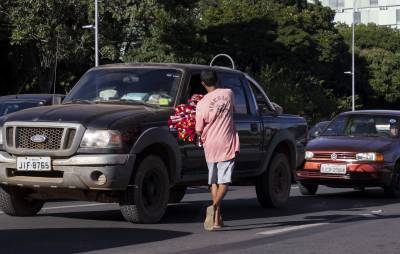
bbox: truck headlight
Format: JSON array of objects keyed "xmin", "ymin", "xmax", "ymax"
[
  {"xmin": 356, "ymin": 152, "xmax": 384, "ymax": 161},
  {"xmin": 305, "ymin": 151, "xmax": 314, "ymax": 159},
  {"xmin": 80, "ymin": 130, "xmax": 122, "ymax": 148}
]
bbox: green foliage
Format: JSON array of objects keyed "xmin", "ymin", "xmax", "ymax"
[
  {"xmin": 338, "ymin": 23, "xmax": 400, "ymax": 110},
  {"xmin": 3, "ymin": 0, "xmax": 93, "ymax": 92},
  {"xmin": 362, "ymin": 48, "xmax": 400, "ymax": 103},
  {"xmin": 2, "ymin": 0, "xmax": 398, "ymax": 123}
]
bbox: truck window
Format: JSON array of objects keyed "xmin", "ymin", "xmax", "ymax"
[
  {"xmin": 248, "ymin": 80, "xmax": 274, "ymax": 115},
  {"xmin": 188, "ymin": 73, "xmax": 207, "ymax": 98},
  {"xmin": 219, "ymin": 74, "xmax": 249, "ymax": 115}
]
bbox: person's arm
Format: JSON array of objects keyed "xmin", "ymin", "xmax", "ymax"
[
  {"xmin": 229, "ymin": 89, "xmax": 236, "ymax": 113},
  {"xmin": 195, "ymin": 105, "xmax": 204, "ymax": 136}
]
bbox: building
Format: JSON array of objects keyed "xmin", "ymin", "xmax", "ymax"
[{"xmin": 317, "ymin": 0, "xmax": 400, "ymax": 27}]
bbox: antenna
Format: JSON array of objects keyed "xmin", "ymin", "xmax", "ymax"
[
  {"xmin": 209, "ymin": 54, "xmax": 236, "ymax": 70},
  {"xmin": 52, "ymin": 31, "xmax": 59, "ymax": 104}
]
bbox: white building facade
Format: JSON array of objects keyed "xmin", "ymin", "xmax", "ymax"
[{"xmin": 317, "ymin": 0, "xmax": 400, "ymax": 27}]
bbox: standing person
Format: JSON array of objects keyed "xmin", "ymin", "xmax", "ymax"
[{"xmin": 195, "ymin": 69, "xmax": 240, "ymax": 231}]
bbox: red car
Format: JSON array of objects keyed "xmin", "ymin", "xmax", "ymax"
[{"xmin": 297, "ymin": 110, "xmax": 400, "ymax": 197}]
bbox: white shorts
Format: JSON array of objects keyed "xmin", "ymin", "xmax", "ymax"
[{"xmin": 207, "ymin": 159, "xmax": 235, "ymax": 185}]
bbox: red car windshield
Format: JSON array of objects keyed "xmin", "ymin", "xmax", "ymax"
[{"xmin": 322, "ymin": 115, "xmax": 400, "ymax": 138}]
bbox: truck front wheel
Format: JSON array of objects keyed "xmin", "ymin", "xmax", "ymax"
[
  {"xmin": 169, "ymin": 186, "xmax": 187, "ymax": 203},
  {"xmin": 0, "ymin": 186, "xmax": 44, "ymax": 216},
  {"xmin": 298, "ymin": 182, "xmax": 318, "ymax": 195},
  {"xmin": 255, "ymin": 153, "xmax": 291, "ymax": 208},
  {"xmin": 119, "ymin": 155, "xmax": 170, "ymax": 223}
]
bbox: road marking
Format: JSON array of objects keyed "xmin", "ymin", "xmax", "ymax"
[
  {"xmin": 291, "ymin": 186, "xmax": 299, "ymax": 189},
  {"xmin": 257, "ymin": 222, "xmax": 327, "ymax": 235},
  {"xmin": 257, "ymin": 214, "xmax": 374, "ymax": 236},
  {"xmin": 42, "ymin": 203, "xmax": 113, "ymax": 211},
  {"xmin": 0, "ymin": 203, "xmax": 112, "ymax": 216}
]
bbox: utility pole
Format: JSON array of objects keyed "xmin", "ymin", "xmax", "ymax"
[
  {"xmin": 82, "ymin": 0, "xmax": 99, "ymax": 66},
  {"xmin": 94, "ymin": 0, "xmax": 99, "ymax": 67},
  {"xmin": 351, "ymin": 0, "xmax": 356, "ymax": 111}
]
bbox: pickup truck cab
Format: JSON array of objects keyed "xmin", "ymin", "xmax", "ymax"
[{"xmin": 0, "ymin": 63, "xmax": 307, "ymax": 223}]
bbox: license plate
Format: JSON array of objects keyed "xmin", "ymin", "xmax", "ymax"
[
  {"xmin": 16, "ymin": 157, "xmax": 51, "ymax": 171},
  {"xmin": 320, "ymin": 164, "xmax": 346, "ymax": 174}
]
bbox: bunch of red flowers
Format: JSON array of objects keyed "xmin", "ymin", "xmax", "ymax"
[{"xmin": 168, "ymin": 94, "xmax": 204, "ymax": 142}]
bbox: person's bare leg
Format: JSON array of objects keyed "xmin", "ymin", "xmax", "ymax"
[
  {"xmin": 213, "ymin": 184, "xmax": 228, "ymax": 227},
  {"xmin": 214, "ymin": 205, "xmax": 222, "ymax": 226},
  {"xmin": 211, "ymin": 184, "xmax": 218, "ymax": 204},
  {"xmin": 210, "ymin": 184, "xmax": 219, "ymax": 225},
  {"xmin": 214, "ymin": 184, "xmax": 228, "ymax": 207}
]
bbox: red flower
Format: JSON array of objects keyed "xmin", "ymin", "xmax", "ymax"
[{"xmin": 168, "ymin": 94, "xmax": 204, "ymax": 143}]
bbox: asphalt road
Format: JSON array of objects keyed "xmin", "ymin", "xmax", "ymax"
[{"xmin": 0, "ymin": 185, "xmax": 399, "ymax": 254}]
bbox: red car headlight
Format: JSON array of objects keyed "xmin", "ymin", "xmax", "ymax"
[{"xmin": 355, "ymin": 152, "xmax": 384, "ymax": 162}]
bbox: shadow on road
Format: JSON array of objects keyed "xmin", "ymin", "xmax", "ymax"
[
  {"xmin": 0, "ymin": 228, "xmax": 190, "ymax": 254},
  {"xmin": 41, "ymin": 188, "xmax": 400, "ymax": 228}
]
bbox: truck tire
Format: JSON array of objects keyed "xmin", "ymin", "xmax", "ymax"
[
  {"xmin": 384, "ymin": 166, "xmax": 400, "ymax": 198},
  {"xmin": 298, "ymin": 182, "xmax": 318, "ymax": 195},
  {"xmin": 0, "ymin": 186, "xmax": 44, "ymax": 216},
  {"xmin": 119, "ymin": 155, "xmax": 170, "ymax": 223},
  {"xmin": 169, "ymin": 186, "xmax": 187, "ymax": 203},
  {"xmin": 255, "ymin": 153, "xmax": 291, "ymax": 208}
]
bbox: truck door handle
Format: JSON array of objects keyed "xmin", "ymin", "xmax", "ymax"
[{"xmin": 250, "ymin": 123, "xmax": 258, "ymax": 133}]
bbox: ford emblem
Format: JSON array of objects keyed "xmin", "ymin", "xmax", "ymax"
[
  {"xmin": 331, "ymin": 153, "xmax": 338, "ymax": 160},
  {"xmin": 31, "ymin": 134, "xmax": 48, "ymax": 143}
]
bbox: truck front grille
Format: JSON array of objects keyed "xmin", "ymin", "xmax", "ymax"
[
  {"xmin": 3, "ymin": 122, "xmax": 85, "ymax": 157},
  {"xmin": 16, "ymin": 127, "xmax": 64, "ymax": 150}
]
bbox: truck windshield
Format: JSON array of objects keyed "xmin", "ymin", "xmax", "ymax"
[
  {"xmin": 64, "ymin": 68, "xmax": 182, "ymax": 107},
  {"xmin": 321, "ymin": 114, "xmax": 400, "ymax": 138}
]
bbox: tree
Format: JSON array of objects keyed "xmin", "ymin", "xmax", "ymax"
[
  {"xmin": 0, "ymin": 0, "xmax": 365, "ymax": 124},
  {"xmin": 363, "ymin": 48, "xmax": 400, "ymax": 105},
  {"xmin": 197, "ymin": 0, "xmax": 350, "ymax": 122},
  {"xmin": 338, "ymin": 23, "xmax": 400, "ymax": 110}
]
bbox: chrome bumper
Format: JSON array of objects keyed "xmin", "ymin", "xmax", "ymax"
[
  {"xmin": 0, "ymin": 151, "xmax": 129, "ymax": 166},
  {"xmin": 0, "ymin": 151, "xmax": 135, "ymax": 190}
]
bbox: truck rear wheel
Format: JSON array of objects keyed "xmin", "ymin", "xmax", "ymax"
[
  {"xmin": 298, "ymin": 182, "xmax": 318, "ymax": 195},
  {"xmin": 384, "ymin": 166, "xmax": 400, "ymax": 198},
  {"xmin": 0, "ymin": 186, "xmax": 44, "ymax": 216},
  {"xmin": 169, "ymin": 186, "xmax": 187, "ymax": 203},
  {"xmin": 255, "ymin": 153, "xmax": 291, "ymax": 208},
  {"xmin": 119, "ymin": 155, "xmax": 170, "ymax": 223}
]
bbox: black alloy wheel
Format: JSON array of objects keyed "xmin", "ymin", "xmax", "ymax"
[
  {"xmin": 256, "ymin": 153, "xmax": 292, "ymax": 208},
  {"xmin": 119, "ymin": 155, "xmax": 170, "ymax": 223},
  {"xmin": 169, "ymin": 186, "xmax": 187, "ymax": 203},
  {"xmin": 298, "ymin": 182, "xmax": 318, "ymax": 195},
  {"xmin": 0, "ymin": 186, "xmax": 44, "ymax": 216},
  {"xmin": 384, "ymin": 166, "xmax": 400, "ymax": 198}
]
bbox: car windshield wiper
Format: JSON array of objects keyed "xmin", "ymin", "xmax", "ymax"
[
  {"xmin": 63, "ymin": 99, "xmax": 95, "ymax": 104},
  {"xmin": 348, "ymin": 134, "xmax": 380, "ymax": 138},
  {"xmin": 99, "ymin": 99, "xmax": 160, "ymax": 108},
  {"xmin": 360, "ymin": 134, "xmax": 380, "ymax": 137}
]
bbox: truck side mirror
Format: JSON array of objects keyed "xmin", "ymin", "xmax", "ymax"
[
  {"xmin": 271, "ymin": 102, "xmax": 283, "ymax": 115},
  {"xmin": 310, "ymin": 130, "xmax": 320, "ymax": 139}
]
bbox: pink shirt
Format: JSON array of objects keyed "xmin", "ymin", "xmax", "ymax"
[{"xmin": 195, "ymin": 88, "xmax": 240, "ymax": 163}]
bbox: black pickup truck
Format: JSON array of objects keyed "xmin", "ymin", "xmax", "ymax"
[{"xmin": 0, "ymin": 63, "xmax": 307, "ymax": 223}]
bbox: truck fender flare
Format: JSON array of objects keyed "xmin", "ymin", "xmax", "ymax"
[
  {"xmin": 259, "ymin": 129, "xmax": 297, "ymax": 175},
  {"xmin": 130, "ymin": 127, "xmax": 182, "ymax": 184}
]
